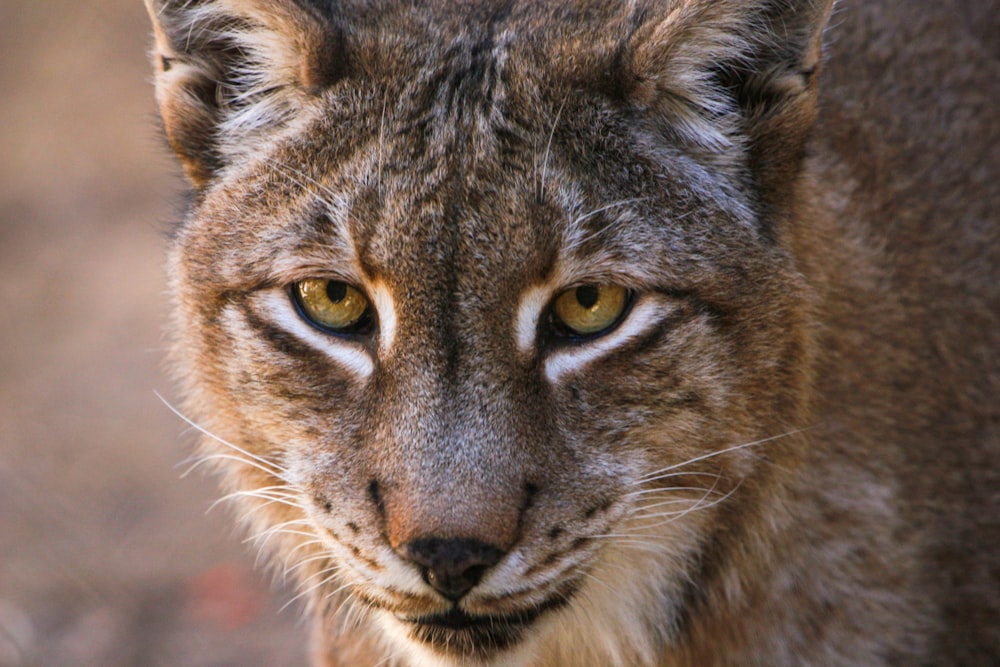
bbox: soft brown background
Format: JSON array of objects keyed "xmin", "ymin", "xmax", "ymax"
[{"xmin": 0, "ymin": 2, "xmax": 308, "ymax": 665}]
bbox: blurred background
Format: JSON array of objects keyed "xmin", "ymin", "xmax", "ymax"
[{"xmin": 0, "ymin": 2, "xmax": 308, "ymax": 665}]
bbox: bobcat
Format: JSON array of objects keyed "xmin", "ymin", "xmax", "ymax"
[{"xmin": 145, "ymin": 0, "xmax": 999, "ymax": 665}]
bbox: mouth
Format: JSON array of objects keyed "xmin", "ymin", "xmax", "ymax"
[{"xmin": 400, "ymin": 599, "xmax": 566, "ymax": 655}]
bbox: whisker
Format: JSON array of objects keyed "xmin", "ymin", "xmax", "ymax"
[
  {"xmin": 234, "ymin": 497, "xmax": 306, "ymax": 523},
  {"xmin": 247, "ymin": 525, "xmax": 317, "ymax": 566},
  {"xmin": 210, "ymin": 486, "xmax": 304, "ymax": 512},
  {"xmin": 179, "ymin": 453, "xmax": 288, "ymax": 481},
  {"xmin": 278, "ymin": 538, "xmax": 327, "ymax": 576},
  {"xmin": 594, "ymin": 475, "xmax": 738, "ymax": 546},
  {"xmin": 373, "ymin": 642, "xmax": 411, "ymax": 667},
  {"xmin": 634, "ymin": 428, "xmax": 810, "ymax": 484},
  {"xmin": 246, "ymin": 521, "xmax": 315, "ymax": 547},
  {"xmin": 575, "ymin": 567, "xmax": 617, "ymax": 596},
  {"xmin": 328, "ymin": 584, "xmax": 373, "ymax": 640},
  {"xmin": 283, "ymin": 536, "xmax": 327, "ymax": 561},
  {"xmin": 632, "ymin": 481, "xmax": 743, "ymax": 532},
  {"xmin": 157, "ymin": 391, "xmax": 290, "ymax": 478},
  {"xmin": 283, "ymin": 551, "xmax": 334, "ymax": 578},
  {"xmin": 623, "ymin": 471, "xmax": 722, "ymax": 494},
  {"xmin": 282, "ymin": 567, "xmax": 343, "ymax": 612},
  {"xmin": 247, "ymin": 521, "xmax": 314, "ymax": 542},
  {"xmin": 633, "ymin": 496, "xmax": 719, "ymax": 513},
  {"xmin": 321, "ymin": 579, "xmax": 357, "ymax": 604},
  {"xmin": 623, "ymin": 484, "xmax": 723, "ymax": 500},
  {"xmin": 597, "ymin": 537, "xmax": 676, "ymax": 554}
]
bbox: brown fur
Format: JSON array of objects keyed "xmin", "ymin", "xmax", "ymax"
[{"xmin": 146, "ymin": 1, "xmax": 999, "ymax": 665}]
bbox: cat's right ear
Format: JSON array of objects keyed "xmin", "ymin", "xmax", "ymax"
[
  {"xmin": 624, "ymin": 0, "xmax": 835, "ymax": 207},
  {"xmin": 145, "ymin": 0, "xmax": 347, "ymax": 189}
]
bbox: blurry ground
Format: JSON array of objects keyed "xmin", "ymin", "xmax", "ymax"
[{"xmin": 0, "ymin": 2, "xmax": 308, "ymax": 665}]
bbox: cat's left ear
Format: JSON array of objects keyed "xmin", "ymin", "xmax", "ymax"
[
  {"xmin": 626, "ymin": 0, "xmax": 836, "ymax": 199},
  {"xmin": 145, "ymin": 0, "xmax": 346, "ymax": 188}
]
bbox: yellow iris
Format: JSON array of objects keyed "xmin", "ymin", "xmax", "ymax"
[
  {"xmin": 294, "ymin": 279, "xmax": 370, "ymax": 332},
  {"xmin": 552, "ymin": 284, "xmax": 628, "ymax": 336}
]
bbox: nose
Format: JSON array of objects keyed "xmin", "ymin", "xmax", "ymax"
[{"xmin": 400, "ymin": 537, "xmax": 505, "ymax": 601}]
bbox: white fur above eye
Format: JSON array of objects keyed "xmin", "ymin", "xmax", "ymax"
[
  {"xmin": 515, "ymin": 284, "xmax": 554, "ymax": 356},
  {"xmin": 256, "ymin": 289, "xmax": 374, "ymax": 378},
  {"xmin": 369, "ymin": 281, "xmax": 397, "ymax": 357}
]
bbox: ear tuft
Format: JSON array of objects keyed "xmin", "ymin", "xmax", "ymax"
[
  {"xmin": 626, "ymin": 3, "xmax": 752, "ymax": 152},
  {"xmin": 145, "ymin": 0, "xmax": 345, "ymax": 188}
]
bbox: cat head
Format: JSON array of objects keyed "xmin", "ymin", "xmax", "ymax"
[{"xmin": 148, "ymin": 1, "xmax": 832, "ymax": 664}]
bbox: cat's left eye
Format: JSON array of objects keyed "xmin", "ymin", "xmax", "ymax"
[{"xmin": 291, "ymin": 278, "xmax": 372, "ymax": 334}]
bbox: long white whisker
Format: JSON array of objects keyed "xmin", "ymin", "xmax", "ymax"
[
  {"xmin": 634, "ymin": 428, "xmax": 809, "ymax": 484},
  {"xmin": 282, "ymin": 568, "xmax": 343, "ymax": 612},
  {"xmin": 210, "ymin": 486, "xmax": 303, "ymax": 511},
  {"xmin": 624, "ymin": 484, "xmax": 723, "ymax": 500},
  {"xmin": 247, "ymin": 521, "xmax": 314, "ymax": 542},
  {"xmin": 321, "ymin": 579, "xmax": 356, "ymax": 604},
  {"xmin": 284, "ymin": 551, "xmax": 335, "ymax": 578},
  {"xmin": 233, "ymin": 496, "xmax": 306, "ymax": 522},
  {"xmin": 596, "ymin": 537, "xmax": 677, "ymax": 554},
  {"xmin": 330, "ymin": 588, "xmax": 364, "ymax": 633},
  {"xmin": 634, "ymin": 496, "xmax": 719, "ymax": 512},
  {"xmin": 623, "ymin": 471, "xmax": 722, "ymax": 494},
  {"xmin": 284, "ymin": 536, "xmax": 326, "ymax": 561},
  {"xmin": 632, "ymin": 481, "xmax": 743, "ymax": 532},
  {"xmin": 279, "ymin": 539, "xmax": 328, "ymax": 578},
  {"xmin": 246, "ymin": 521, "xmax": 315, "ymax": 547},
  {"xmin": 248, "ymin": 526, "xmax": 317, "ymax": 566},
  {"xmin": 179, "ymin": 453, "xmax": 287, "ymax": 481},
  {"xmin": 157, "ymin": 391, "xmax": 289, "ymax": 478}
]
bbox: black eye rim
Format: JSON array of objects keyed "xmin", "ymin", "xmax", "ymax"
[
  {"xmin": 288, "ymin": 279, "xmax": 376, "ymax": 337},
  {"xmin": 544, "ymin": 285, "xmax": 635, "ymax": 344}
]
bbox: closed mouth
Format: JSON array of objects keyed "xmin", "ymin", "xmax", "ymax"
[{"xmin": 401, "ymin": 599, "xmax": 566, "ymax": 655}]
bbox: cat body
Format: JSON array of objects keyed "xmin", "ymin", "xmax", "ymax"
[{"xmin": 145, "ymin": 0, "xmax": 999, "ymax": 664}]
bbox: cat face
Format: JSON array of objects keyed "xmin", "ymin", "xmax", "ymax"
[{"xmin": 151, "ymin": 1, "xmax": 828, "ymax": 663}]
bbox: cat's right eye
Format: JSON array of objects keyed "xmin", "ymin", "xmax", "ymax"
[
  {"xmin": 549, "ymin": 284, "xmax": 631, "ymax": 340},
  {"xmin": 291, "ymin": 278, "xmax": 373, "ymax": 335}
]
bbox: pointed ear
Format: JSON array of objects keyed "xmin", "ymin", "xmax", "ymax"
[
  {"xmin": 144, "ymin": 0, "xmax": 346, "ymax": 188},
  {"xmin": 626, "ymin": 0, "xmax": 835, "ymax": 196}
]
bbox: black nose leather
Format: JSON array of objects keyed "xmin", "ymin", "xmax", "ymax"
[{"xmin": 400, "ymin": 538, "xmax": 505, "ymax": 601}]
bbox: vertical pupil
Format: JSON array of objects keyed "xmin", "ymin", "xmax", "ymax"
[
  {"xmin": 326, "ymin": 281, "xmax": 348, "ymax": 303},
  {"xmin": 575, "ymin": 285, "xmax": 599, "ymax": 309}
]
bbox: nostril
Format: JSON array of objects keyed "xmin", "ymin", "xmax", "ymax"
[{"xmin": 400, "ymin": 538, "xmax": 505, "ymax": 601}]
